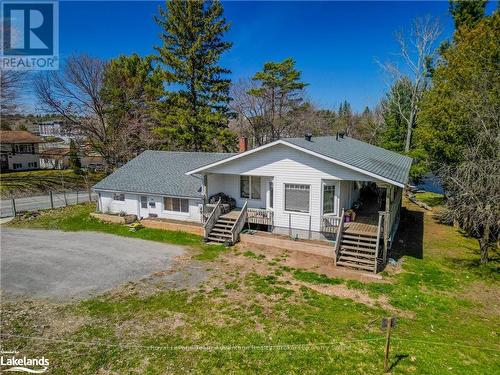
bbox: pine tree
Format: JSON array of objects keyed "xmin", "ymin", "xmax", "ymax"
[
  {"xmin": 449, "ymin": 0, "xmax": 487, "ymax": 31},
  {"xmin": 68, "ymin": 139, "xmax": 81, "ymax": 173},
  {"xmin": 154, "ymin": 0, "xmax": 234, "ymax": 151}
]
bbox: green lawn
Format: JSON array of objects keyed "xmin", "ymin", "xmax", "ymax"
[
  {"xmin": 2, "ymin": 201, "xmax": 499, "ymax": 374},
  {"xmin": 414, "ymin": 191, "xmax": 445, "ymax": 207}
]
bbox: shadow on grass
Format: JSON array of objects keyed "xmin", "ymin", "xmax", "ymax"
[
  {"xmin": 445, "ymin": 256, "xmax": 500, "ymax": 281},
  {"xmin": 390, "ymin": 207, "xmax": 424, "ymax": 261},
  {"xmin": 390, "ymin": 354, "xmax": 409, "ymax": 371}
]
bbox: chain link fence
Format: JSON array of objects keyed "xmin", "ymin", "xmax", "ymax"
[{"xmin": 0, "ymin": 190, "xmax": 98, "ymax": 218}]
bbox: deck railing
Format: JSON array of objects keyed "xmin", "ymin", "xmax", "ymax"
[
  {"xmin": 247, "ymin": 208, "xmax": 273, "ymax": 226},
  {"xmin": 231, "ymin": 200, "xmax": 248, "ymax": 243},
  {"xmin": 320, "ymin": 214, "xmax": 342, "ymax": 234},
  {"xmin": 333, "ymin": 209, "xmax": 345, "ymax": 265},
  {"xmin": 203, "ymin": 199, "xmax": 222, "ymax": 239},
  {"xmin": 374, "ymin": 211, "xmax": 385, "ymax": 273}
]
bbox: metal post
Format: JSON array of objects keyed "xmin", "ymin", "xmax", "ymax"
[
  {"xmin": 49, "ymin": 191, "xmax": 54, "ymax": 209},
  {"xmin": 63, "ymin": 191, "xmax": 68, "ymax": 206},
  {"xmin": 308, "ymin": 215, "xmax": 312, "ymax": 240},
  {"xmin": 76, "ymin": 190, "xmax": 79, "ymax": 204},
  {"xmin": 88, "ymin": 188, "xmax": 92, "ymax": 202},
  {"xmin": 288, "ymin": 213, "xmax": 292, "ymax": 236},
  {"xmin": 11, "ymin": 198, "xmax": 16, "ymax": 216}
]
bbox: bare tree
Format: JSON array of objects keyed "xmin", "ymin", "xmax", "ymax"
[
  {"xmin": 439, "ymin": 130, "xmax": 499, "ymax": 263},
  {"xmin": 380, "ymin": 16, "xmax": 442, "ymax": 152},
  {"xmin": 35, "ymin": 55, "xmax": 143, "ymax": 171},
  {"xmin": 1, "ymin": 70, "xmax": 25, "ymax": 119}
]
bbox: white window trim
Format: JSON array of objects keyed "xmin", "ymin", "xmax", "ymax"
[
  {"xmin": 321, "ymin": 180, "xmax": 339, "ymax": 217},
  {"xmin": 163, "ymin": 196, "xmax": 190, "ymax": 215},
  {"xmin": 240, "ymin": 175, "xmax": 262, "ymax": 201},
  {"xmin": 283, "ymin": 183, "xmax": 312, "ymax": 216},
  {"xmin": 112, "ymin": 193, "xmax": 125, "ymax": 202}
]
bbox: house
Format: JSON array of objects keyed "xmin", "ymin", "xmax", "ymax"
[
  {"xmin": 37, "ymin": 120, "xmax": 80, "ymax": 143},
  {"xmin": 39, "ymin": 147, "xmax": 71, "ymax": 169},
  {"xmin": 0, "ymin": 131, "xmax": 44, "ymax": 171},
  {"xmin": 93, "ymin": 135, "xmax": 412, "ymax": 272}
]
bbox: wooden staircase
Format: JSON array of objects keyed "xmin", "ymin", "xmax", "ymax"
[
  {"xmin": 336, "ymin": 229, "xmax": 379, "ymax": 272},
  {"xmin": 205, "ymin": 215, "xmax": 236, "ymax": 243},
  {"xmin": 334, "ymin": 211, "xmax": 382, "ymax": 273}
]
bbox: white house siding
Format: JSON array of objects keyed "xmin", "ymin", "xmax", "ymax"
[
  {"xmin": 97, "ymin": 191, "xmax": 201, "ymax": 222},
  {"xmin": 202, "ymin": 144, "xmax": 380, "ymax": 233}
]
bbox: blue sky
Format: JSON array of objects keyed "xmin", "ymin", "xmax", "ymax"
[{"xmin": 26, "ymin": 1, "xmax": 495, "ymax": 112}]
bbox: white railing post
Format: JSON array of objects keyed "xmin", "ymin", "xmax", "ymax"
[
  {"xmin": 333, "ymin": 208, "xmax": 345, "ymax": 266},
  {"xmin": 203, "ymin": 198, "xmax": 222, "ymax": 239},
  {"xmin": 374, "ymin": 211, "xmax": 384, "ymax": 273},
  {"xmin": 231, "ymin": 200, "xmax": 248, "ymax": 244}
]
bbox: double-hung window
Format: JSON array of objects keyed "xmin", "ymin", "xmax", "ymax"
[
  {"xmin": 164, "ymin": 197, "xmax": 189, "ymax": 213},
  {"xmin": 284, "ymin": 184, "xmax": 310, "ymax": 213},
  {"xmin": 323, "ymin": 184, "xmax": 335, "ymax": 214},
  {"xmin": 240, "ymin": 176, "xmax": 261, "ymax": 199}
]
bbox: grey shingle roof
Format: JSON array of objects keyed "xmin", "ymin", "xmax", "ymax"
[
  {"xmin": 93, "ymin": 150, "xmax": 234, "ymax": 198},
  {"xmin": 283, "ymin": 136, "xmax": 412, "ymax": 185}
]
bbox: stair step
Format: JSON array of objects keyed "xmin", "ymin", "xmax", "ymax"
[
  {"xmin": 207, "ymin": 236, "xmax": 230, "ymax": 243},
  {"xmin": 218, "ymin": 218, "xmax": 236, "ymax": 223},
  {"xmin": 342, "ymin": 234, "xmax": 377, "ymax": 242},
  {"xmin": 339, "ymin": 255, "xmax": 375, "ymax": 266},
  {"xmin": 343, "ymin": 229, "xmax": 378, "ymax": 237},
  {"xmin": 209, "ymin": 231, "xmax": 232, "ymax": 238},
  {"xmin": 340, "ymin": 250, "xmax": 376, "ymax": 259},
  {"xmin": 341, "ymin": 239, "xmax": 377, "ymax": 248},
  {"xmin": 211, "ymin": 228, "xmax": 231, "ymax": 234},
  {"xmin": 340, "ymin": 244, "xmax": 377, "ymax": 253},
  {"xmin": 336, "ymin": 260, "xmax": 375, "ymax": 271},
  {"xmin": 214, "ymin": 223, "xmax": 233, "ymax": 229}
]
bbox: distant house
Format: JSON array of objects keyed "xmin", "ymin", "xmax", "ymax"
[
  {"xmin": 37, "ymin": 120, "xmax": 80, "ymax": 143},
  {"xmin": 0, "ymin": 131, "xmax": 43, "ymax": 171},
  {"xmin": 40, "ymin": 147, "xmax": 71, "ymax": 169},
  {"xmin": 93, "ymin": 135, "xmax": 412, "ymax": 272}
]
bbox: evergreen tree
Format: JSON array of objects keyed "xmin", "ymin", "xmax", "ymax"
[
  {"xmin": 68, "ymin": 139, "xmax": 82, "ymax": 173},
  {"xmin": 247, "ymin": 58, "xmax": 307, "ymax": 141},
  {"xmin": 449, "ymin": 0, "xmax": 487, "ymax": 30},
  {"xmin": 154, "ymin": 0, "xmax": 234, "ymax": 151},
  {"xmin": 335, "ymin": 100, "xmax": 354, "ymax": 135}
]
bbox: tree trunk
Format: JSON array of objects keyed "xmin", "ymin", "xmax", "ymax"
[{"xmin": 479, "ymin": 225, "xmax": 490, "ymax": 264}]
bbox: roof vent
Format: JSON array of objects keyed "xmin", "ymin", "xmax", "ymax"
[{"xmin": 305, "ymin": 133, "xmax": 312, "ymax": 141}]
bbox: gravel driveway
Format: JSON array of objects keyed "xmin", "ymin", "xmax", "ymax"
[{"xmin": 0, "ymin": 228, "xmax": 185, "ymax": 300}]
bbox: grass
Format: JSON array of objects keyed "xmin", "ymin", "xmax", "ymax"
[
  {"xmin": 0, "ymin": 169, "xmax": 105, "ymax": 198},
  {"xmin": 414, "ymin": 191, "xmax": 445, "ymax": 207},
  {"xmin": 2, "ymin": 199, "xmax": 499, "ymax": 373},
  {"xmin": 7, "ymin": 202, "xmax": 226, "ymax": 259}
]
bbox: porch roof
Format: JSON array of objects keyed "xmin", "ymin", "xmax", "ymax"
[{"xmin": 93, "ymin": 150, "xmax": 235, "ymax": 198}]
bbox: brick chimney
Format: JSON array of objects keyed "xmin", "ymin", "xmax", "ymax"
[{"xmin": 239, "ymin": 136, "xmax": 248, "ymax": 152}]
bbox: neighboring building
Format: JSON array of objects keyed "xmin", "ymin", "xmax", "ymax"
[
  {"xmin": 80, "ymin": 154, "xmax": 105, "ymax": 171},
  {"xmin": 40, "ymin": 147, "xmax": 71, "ymax": 169},
  {"xmin": 93, "ymin": 135, "xmax": 412, "ymax": 272},
  {"xmin": 0, "ymin": 131, "xmax": 43, "ymax": 171},
  {"xmin": 37, "ymin": 120, "xmax": 79, "ymax": 143}
]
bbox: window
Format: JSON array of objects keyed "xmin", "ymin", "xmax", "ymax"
[
  {"xmin": 240, "ymin": 176, "xmax": 261, "ymax": 199},
  {"xmin": 113, "ymin": 193, "xmax": 125, "ymax": 201},
  {"xmin": 140, "ymin": 195, "xmax": 147, "ymax": 209},
  {"xmin": 164, "ymin": 197, "xmax": 189, "ymax": 213},
  {"xmin": 13, "ymin": 163, "xmax": 22, "ymax": 169},
  {"xmin": 14, "ymin": 144, "xmax": 34, "ymax": 154},
  {"xmin": 323, "ymin": 184, "xmax": 335, "ymax": 214},
  {"xmin": 285, "ymin": 184, "xmax": 310, "ymax": 213},
  {"xmin": 28, "ymin": 162, "xmax": 37, "ymax": 168}
]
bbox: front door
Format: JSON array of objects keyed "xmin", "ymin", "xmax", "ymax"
[{"xmin": 140, "ymin": 195, "xmax": 158, "ymax": 218}]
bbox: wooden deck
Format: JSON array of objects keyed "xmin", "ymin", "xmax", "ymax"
[{"xmin": 343, "ymin": 222, "xmax": 378, "ymax": 236}]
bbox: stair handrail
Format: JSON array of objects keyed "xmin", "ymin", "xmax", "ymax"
[
  {"xmin": 231, "ymin": 200, "xmax": 248, "ymax": 244},
  {"xmin": 333, "ymin": 208, "xmax": 345, "ymax": 266},
  {"xmin": 203, "ymin": 198, "xmax": 222, "ymax": 239},
  {"xmin": 374, "ymin": 211, "xmax": 384, "ymax": 273}
]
